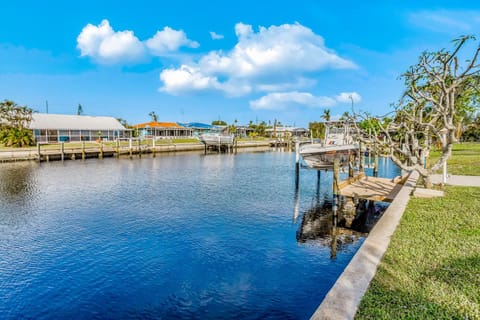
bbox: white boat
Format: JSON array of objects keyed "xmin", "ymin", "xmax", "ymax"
[
  {"xmin": 199, "ymin": 127, "xmax": 234, "ymax": 145},
  {"xmin": 299, "ymin": 121, "xmax": 358, "ymax": 170}
]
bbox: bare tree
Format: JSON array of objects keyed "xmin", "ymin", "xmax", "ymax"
[{"xmin": 355, "ymin": 36, "xmax": 480, "ymax": 187}]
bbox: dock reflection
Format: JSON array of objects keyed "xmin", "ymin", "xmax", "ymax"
[{"xmin": 294, "ymin": 174, "xmax": 388, "ymax": 259}]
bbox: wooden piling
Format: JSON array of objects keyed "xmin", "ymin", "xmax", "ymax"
[
  {"xmin": 359, "ymin": 141, "xmax": 364, "ymax": 171},
  {"xmin": 333, "ymin": 158, "xmax": 340, "ymax": 196},
  {"xmin": 99, "ymin": 141, "xmax": 103, "ymax": 159},
  {"xmin": 82, "ymin": 141, "xmax": 86, "ymax": 160},
  {"xmin": 295, "ymin": 141, "xmax": 300, "ymax": 187},
  {"xmin": 349, "ymin": 154, "xmax": 354, "ymax": 178},
  {"xmin": 373, "ymin": 151, "xmax": 379, "ymax": 177},
  {"xmin": 116, "ymin": 139, "xmax": 120, "ymax": 158},
  {"xmin": 152, "ymin": 137, "xmax": 156, "ymax": 157},
  {"xmin": 37, "ymin": 143, "xmax": 41, "ymax": 162},
  {"xmin": 60, "ymin": 142, "xmax": 64, "ymax": 161},
  {"xmin": 129, "ymin": 138, "xmax": 133, "ymax": 159}
]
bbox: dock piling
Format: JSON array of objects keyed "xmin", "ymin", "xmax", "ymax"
[
  {"xmin": 61, "ymin": 142, "xmax": 64, "ymax": 161},
  {"xmin": 37, "ymin": 143, "xmax": 41, "ymax": 162}
]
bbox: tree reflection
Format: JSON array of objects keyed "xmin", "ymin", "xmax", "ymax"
[{"xmin": 0, "ymin": 162, "xmax": 37, "ymax": 201}]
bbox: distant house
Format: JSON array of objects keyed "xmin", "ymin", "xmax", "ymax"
[
  {"xmin": 134, "ymin": 121, "xmax": 193, "ymax": 139},
  {"xmin": 29, "ymin": 113, "xmax": 130, "ymax": 143},
  {"xmin": 265, "ymin": 127, "xmax": 309, "ymax": 138},
  {"xmin": 177, "ymin": 122, "xmax": 213, "ymax": 136}
]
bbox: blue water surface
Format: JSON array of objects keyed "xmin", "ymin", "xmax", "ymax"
[{"xmin": 0, "ymin": 151, "xmax": 399, "ymax": 319}]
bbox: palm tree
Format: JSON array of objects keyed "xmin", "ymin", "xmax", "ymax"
[
  {"xmin": 339, "ymin": 111, "xmax": 350, "ymax": 121},
  {"xmin": 149, "ymin": 111, "xmax": 158, "ymax": 122},
  {"xmin": 321, "ymin": 109, "xmax": 331, "ymax": 122}
]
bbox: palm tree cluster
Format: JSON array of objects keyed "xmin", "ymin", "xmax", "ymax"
[{"xmin": 0, "ymin": 100, "xmax": 34, "ymax": 147}]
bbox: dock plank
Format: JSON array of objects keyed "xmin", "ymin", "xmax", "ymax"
[{"xmin": 339, "ymin": 175, "xmax": 405, "ymax": 202}]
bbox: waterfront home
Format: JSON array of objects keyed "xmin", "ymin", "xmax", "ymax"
[
  {"xmin": 29, "ymin": 113, "xmax": 130, "ymax": 143},
  {"xmin": 265, "ymin": 126, "xmax": 309, "ymax": 139},
  {"xmin": 134, "ymin": 121, "xmax": 193, "ymax": 139}
]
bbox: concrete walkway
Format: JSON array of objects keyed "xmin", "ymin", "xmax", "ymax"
[{"xmin": 430, "ymin": 174, "xmax": 480, "ymax": 187}]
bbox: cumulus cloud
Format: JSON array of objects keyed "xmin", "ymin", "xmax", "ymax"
[
  {"xmin": 335, "ymin": 92, "xmax": 361, "ymax": 104},
  {"xmin": 209, "ymin": 31, "xmax": 224, "ymax": 40},
  {"xmin": 146, "ymin": 27, "xmax": 199, "ymax": 55},
  {"xmin": 250, "ymin": 91, "xmax": 336, "ymax": 110},
  {"xmin": 250, "ymin": 91, "xmax": 362, "ymax": 110},
  {"xmin": 77, "ymin": 19, "xmax": 146, "ymax": 64},
  {"xmin": 160, "ymin": 22, "xmax": 356, "ymax": 95},
  {"xmin": 77, "ymin": 19, "xmax": 199, "ymax": 64},
  {"xmin": 159, "ymin": 65, "xmax": 251, "ymax": 96}
]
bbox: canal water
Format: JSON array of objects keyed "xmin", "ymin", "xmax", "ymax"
[{"xmin": 0, "ymin": 150, "xmax": 400, "ymax": 319}]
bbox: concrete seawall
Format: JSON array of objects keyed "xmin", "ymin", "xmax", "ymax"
[
  {"xmin": 311, "ymin": 170, "xmax": 419, "ymax": 320},
  {"xmin": 0, "ymin": 140, "xmax": 273, "ymax": 163}
]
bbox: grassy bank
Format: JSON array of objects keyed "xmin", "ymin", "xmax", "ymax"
[
  {"xmin": 356, "ymin": 187, "xmax": 480, "ymax": 319},
  {"xmin": 356, "ymin": 143, "xmax": 480, "ymax": 319},
  {"xmin": 430, "ymin": 142, "xmax": 480, "ymax": 175}
]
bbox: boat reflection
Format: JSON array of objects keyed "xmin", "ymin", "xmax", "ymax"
[{"xmin": 294, "ymin": 187, "xmax": 388, "ymax": 259}]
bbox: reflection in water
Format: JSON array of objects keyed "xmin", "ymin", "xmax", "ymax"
[
  {"xmin": 294, "ymin": 172, "xmax": 388, "ymax": 259},
  {"xmin": 0, "ymin": 162, "xmax": 39, "ymax": 228},
  {"xmin": 0, "ymin": 162, "xmax": 37, "ymax": 199}
]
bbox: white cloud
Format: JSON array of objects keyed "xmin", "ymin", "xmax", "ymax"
[
  {"xmin": 77, "ymin": 19, "xmax": 146, "ymax": 64},
  {"xmin": 335, "ymin": 92, "xmax": 361, "ymax": 104},
  {"xmin": 408, "ymin": 10, "xmax": 480, "ymax": 34},
  {"xmin": 250, "ymin": 91, "xmax": 336, "ymax": 110},
  {"xmin": 209, "ymin": 31, "xmax": 224, "ymax": 40},
  {"xmin": 146, "ymin": 27, "xmax": 199, "ymax": 55},
  {"xmin": 77, "ymin": 20, "xmax": 199, "ymax": 64},
  {"xmin": 250, "ymin": 91, "xmax": 362, "ymax": 110},
  {"xmin": 160, "ymin": 22, "xmax": 356, "ymax": 95},
  {"xmin": 159, "ymin": 65, "xmax": 251, "ymax": 96}
]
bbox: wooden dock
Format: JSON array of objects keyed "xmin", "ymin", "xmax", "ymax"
[{"xmin": 339, "ymin": 173, "xmax": 408, "ymax": 202}]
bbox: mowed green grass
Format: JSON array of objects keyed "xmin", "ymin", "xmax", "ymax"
[
  {"xmin": 356, "ymin": 186, "xmax": 480, "ymax": 319},
  {"xmin": 356, "ymin": 143, "xmax": 480, "ymax": 319},
  {"xmin": 430, "ymin": 142, "xmax": 480, "ymax": 176}
]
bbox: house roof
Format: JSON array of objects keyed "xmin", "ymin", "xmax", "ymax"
[
  {"xmin": 178, "ymin": 122, "xmax": 213, "ymax": 129},
  {"xmin": 134, "ymin": 121, "xmax": 185, "ymax": 128},
  {"xmin": 29, "ymin": 113, "xmax": 126, "ymax": 130}
]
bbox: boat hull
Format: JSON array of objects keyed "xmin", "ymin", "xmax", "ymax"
[
  {"xmin": 299, "ymin": 144, "xmax": 358, "ymax": 170},
  {"xmin": 199, "ymin": 134, "xmax": 234, "ymax": 145}
]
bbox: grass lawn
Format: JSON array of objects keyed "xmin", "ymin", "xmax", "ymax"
[
  {"xmin": 429, "ymin": 142, "xmax": 480, "ymax": 176},
  {"xmin": 356, "ymin": 142, "xmax": 480, "ymax": 319},
  {"xmin": 356, "ymin": 186, "xmax": 480, "ymax": 319}
]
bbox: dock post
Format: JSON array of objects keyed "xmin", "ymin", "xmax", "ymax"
[
  {"xmin": 204, "ymin": 143, "xmax": 207, "ymax": 155},
  {"xmin": 349, "ymin": 154, "xmax": 354, "ymax": 178},
  {"xmin": 82, "ymin": 141, "xmax": 85, "ymax": 160},
  {"xmin": 359, "ymin": 141, "xmax": 364, "ymax": 172},
  {"xmin": 152, "ymin": 137, "xmax": 156, "ymax": 157},
  {"xmin": 116, "ymin": 139, "xmax": 120, "ymax": 158},
  {"xmin": 138, "ymin": 139, "xmax": 141, "ymax": 158},
  {"xmin": 99, "ymin": 141, "xmax": 103, "ymax": 159},
  {"xmin": 61, "ymin": 142, "xmax": 64, "ymax": 161},
  {"xmin": 37, "ymin": 142, "xmax": 41, "ymax": 162},
  {"xmin": 333, "ymin": 158, "xmax": 340, "ymax": 196},
  {"xmin": 373, "ymin": 150, "xmax": 378, "ymax": 177},
  {"xmin": 295, "ymin": 141, "xmax": 300, "ymax": 187},
  {"xmin": 129, "ymin": 138, "xmax": 133, "ymax": 159}
]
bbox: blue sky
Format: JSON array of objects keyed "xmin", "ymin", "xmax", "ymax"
[{"xmin": 1, "ymin": 1, "xmax": 479, "ymax": 127}]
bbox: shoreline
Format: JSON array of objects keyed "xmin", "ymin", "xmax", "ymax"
[{"xmin": 0, "ymin": 140, "xmax": 281, "ymax": 163}]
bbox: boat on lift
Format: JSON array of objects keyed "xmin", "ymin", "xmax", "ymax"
[
  {"xmin": 198, "ymin": 126, "xmax": 234, "ymax": 146},
  {"xmin": 299, "ymin": 121, "xmax": 358, "ymax": 170}
]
